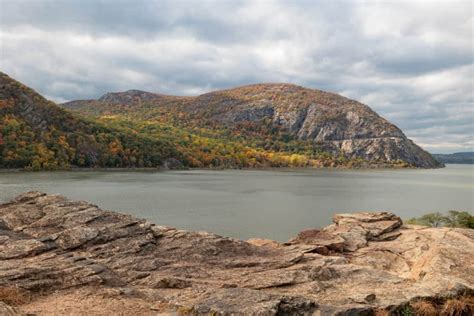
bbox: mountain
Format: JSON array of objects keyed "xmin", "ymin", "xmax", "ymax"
[
  {"xmin": 63, "ymin": 83, "xmax": 442, "ymax": 168},
  {"xmin": 0, "ymin": 72, "xmax": 182, "ymax": 169},
  {"xmin": 98, "ymin": 89, "xmax": 171, "ymax": 105},
  {"xmin": 433, "ymin": 152, "xmax": 474, "ymax": 164}
]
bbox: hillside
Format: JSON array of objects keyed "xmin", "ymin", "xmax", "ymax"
[
  {"xmin": 433, "ymin": 152, "xmax": 474, "ymax": 164},
  {"xmin": 0, "ymin": 72, "xmax": 182, "ymax": 169},
  {"xmin": 63, "ymin": 84, "xmax": 441, "ymax": 168}
]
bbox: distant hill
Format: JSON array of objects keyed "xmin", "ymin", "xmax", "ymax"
[
  {"xmin": 63, "ymin": 84, "xmax": 442, "ymax": 168},
  {"xmin": 0, "ymin": 72, "xmax": 182, "ymax": 169},
  {"xmin": 433, "ymin": 152, "xmax": 474, "ymax": 164}
]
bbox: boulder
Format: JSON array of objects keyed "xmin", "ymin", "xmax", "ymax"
[
  {"xmin": 0, "ymin": 239, "xmax": 48, "ymax": 259},
  {"xmin": 55, "ymin": 226, "xmax": 99, "ymax": 250},
  {"xmin": 286, "ymin": 229, "xmax": 346, "ymax": 254}
]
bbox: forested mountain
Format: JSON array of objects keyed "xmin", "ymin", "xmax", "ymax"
[
  {"xmin": 0, "ymin": 71, "xmax": 441, "ymax": 170},
  {"xmin": 0, "ymin": 72, "xmax": 181, "ymax": 169},
  {"xmin": 63, "ymin": 83, "xmax": 441, "ymax": 168}
]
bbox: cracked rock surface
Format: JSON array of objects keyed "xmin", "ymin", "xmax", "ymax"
[{"xmin": 0, "ymin": 192, "xmax": 472, "ymax": 315}]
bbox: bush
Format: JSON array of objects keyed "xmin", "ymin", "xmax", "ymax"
[
  {"xmin": 406, "ymin": 211, "xmax": 473, "ymax": 229},
  {"xmin": 441, "ymin": 297, "xmax": 474, "ymax": 316}
]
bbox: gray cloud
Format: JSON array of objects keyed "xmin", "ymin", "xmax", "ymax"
[{"xmin": 0, "ymin": 0, "xmax": 472, "ymax": 153}]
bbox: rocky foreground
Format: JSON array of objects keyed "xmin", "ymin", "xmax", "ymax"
[{"xmin": 0, "ymin": 192, "xmax": 472, "ymax": 315}]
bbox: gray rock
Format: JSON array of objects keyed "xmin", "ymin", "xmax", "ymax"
[
  {"xmin": 0, "ymin": 239, "xmax": 48, "ymax": 259},
  {"xmin": 55, "ymin": 226, "xmax": 99, "ymax": 250}
]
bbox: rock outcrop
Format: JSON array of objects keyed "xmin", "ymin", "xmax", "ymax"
[
  {"xmin": 194, "ymin": 85, "xmax": 440, "ymax": 168},
  {"xmin": 1, "ymin": 192, "xmax": 472, "ymax": 315},
  {"xmin": 98, "ymin": 90, "xmax": 171, "ymax": 106}
]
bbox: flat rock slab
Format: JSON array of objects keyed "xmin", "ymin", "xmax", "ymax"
[{"xmin": 0, "ymin": 192, "xmax": 472, "ymax": 315}]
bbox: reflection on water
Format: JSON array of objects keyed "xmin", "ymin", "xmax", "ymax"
[{"xmin": 0, "ymin": 165, "xmax": 473, "ymax": 241}]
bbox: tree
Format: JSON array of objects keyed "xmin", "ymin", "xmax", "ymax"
[
  {"xmin": 444, "ymin": 210, "xmax": 474, "ymax": 228},
  {"xmin": 418, "ymin": 212, "xmax": 446, "ymax": 227},
  {"xmin": 406, "ymin": 211, "xmax": 474, "ymax": 229}
]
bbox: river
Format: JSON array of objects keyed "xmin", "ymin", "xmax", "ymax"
[{"xmin": 0, "ymin": 164, "xmax": 472, "ymax": 241}]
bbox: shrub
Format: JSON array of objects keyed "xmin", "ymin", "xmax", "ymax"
[
  {"xmin": 441, "ymin": 297, "xmax": 473, "ymax": 316},
  {"xmin": 405, "ymin": 211, "xmax": 474, "ymax": 229},
  {"xmin": 410, "ymin": 300, "xmax": 437, "ymax": 316}
]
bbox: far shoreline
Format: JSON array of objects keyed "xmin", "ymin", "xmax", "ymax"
[{"xmin": 1, "ymin": 164, "xmax": 468, "ymax": 174}]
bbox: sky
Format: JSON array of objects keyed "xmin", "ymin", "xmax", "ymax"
[{"xmin": 0, "ymin": 0, "xmax": 472, "ymax": 153}]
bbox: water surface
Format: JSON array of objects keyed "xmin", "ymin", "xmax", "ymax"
[{"xmin": 1, "ymin": 165, "xmax": 472, "ymax": 241}]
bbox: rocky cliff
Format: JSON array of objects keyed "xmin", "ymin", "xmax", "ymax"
[
  {"xmin": 98, "ymin": 90, "xmax": 172, "ymax": 106},
  {"xmin": 1, "ymin": 192, "xmax": 472, "ymax": 315},
  {"xmin": 189, "ymin": 84, "xmax": 440, "ymax": 167},
  {"xmin": 63, "ymin": 84, "xmax": 442, "ymax": 168}
]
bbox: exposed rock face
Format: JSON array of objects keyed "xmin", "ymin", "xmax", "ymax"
[
  {"xmin": 193, "ymin": 85, "xmax": 440, "ymax": 167},
  {"xmin": 1, "ymin": 192, "xmax": 472, "ymax": 315},
  {"xmin": 98, "ymin": 90, "xmax": 169, "ymax": 105}
]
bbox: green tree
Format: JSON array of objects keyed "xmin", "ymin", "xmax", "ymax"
[
  {"xmin": 444, "ymin": 210, "xmax": 474, "ymax": 228},
  {"xmin": 406, "ymin": 211, "xmax": 474, "ymax": 228},
  {"xmin": 418, "ymin": 212, "xmax": 446, "ymax": 227}
]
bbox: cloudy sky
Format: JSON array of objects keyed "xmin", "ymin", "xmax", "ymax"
[{"xmin": 0, "ymin": 0, "xmax": 472, "ymax": 153}]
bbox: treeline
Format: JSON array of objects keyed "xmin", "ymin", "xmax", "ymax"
[
  {"xmin": 406, "ymin": 210, "xmax": 474, "ymax": 229},
  {"xmin": 0, "ymin": 112, "xmax": 180, "ymax": 169},
  {"xmin": 99, "ymin": 117, "xmax": 385, "ymax": 169}
]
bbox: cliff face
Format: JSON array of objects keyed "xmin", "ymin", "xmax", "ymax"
[
  {"xmin": 1, "ymin": 192, "xmax": 472, "ymax": 315},
  {"xmin": 63, "ymin": 83, "xmax": 442, "ymax": 168},
  {"xmin": 189, "ymin": 84, "xmax": 440, "ymax": 167},
  {"xmin": 98, "ymin": 90, "xmax": 171, "ymax": 105}
]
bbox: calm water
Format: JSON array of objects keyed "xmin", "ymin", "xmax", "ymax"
[{"xmin": 0, "ymin": 165, "xmax": 473, "ymax": 241}]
